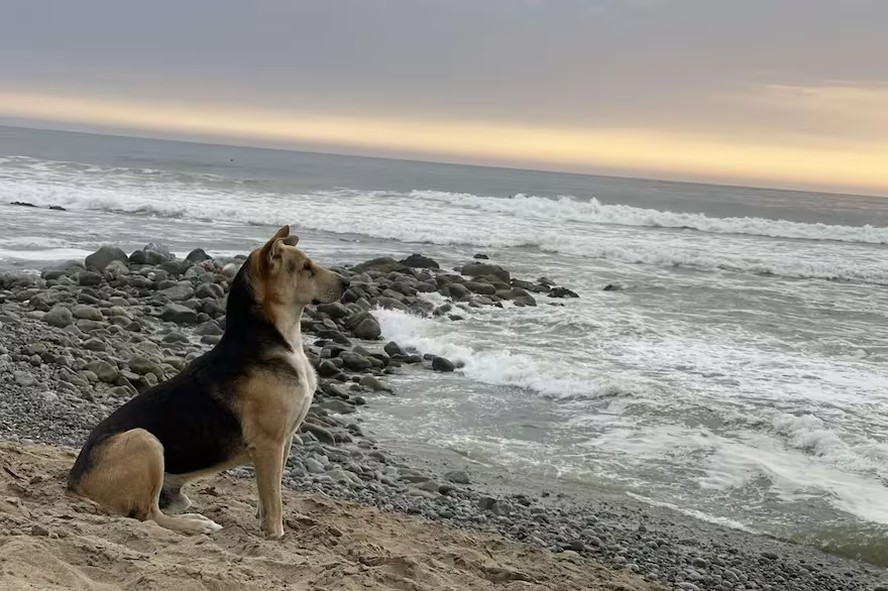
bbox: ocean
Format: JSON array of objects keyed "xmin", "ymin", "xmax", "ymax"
[{"xmin": 2, "ymin": 125, "xmax": 887, "ymax": 557}]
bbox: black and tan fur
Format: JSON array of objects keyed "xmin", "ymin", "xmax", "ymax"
[{"xmin": 67, "ymin": 226, "xmax": 348, "ymax": 537}]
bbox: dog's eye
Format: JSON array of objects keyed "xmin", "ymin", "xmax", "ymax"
[{"xmin": 303, "ymin": 262, "xmax": 314, "ymax": 276}]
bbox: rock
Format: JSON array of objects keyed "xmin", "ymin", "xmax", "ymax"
[
  {"xmin": 195, "ymin": 320, "xmax": 223, "ymax": 336},
  {"xmin": 497, "ymin": 287, "xmax": 537, "ymax": 307},
  {"xmin": 399, "ymin": 254, "xmax": 440, "ymax": 269},
  {"xmin": 160, "ymin": 304, "xmax": 198, "ymax": 324},
  {"xmin": 186, "ymin": 248, "xmax": 211, "ymax": 263},
  {"xmin": 194, "ymin": 283, "xmax": 224, "ymax": 299},
  {"xmin": 677, "ymin": 584, "xmax": 700, "ymax": 591},
  {"xmin": 13, "ymin": 371, "xmax": 36, "ymax": 387},
  {"xmin": 316, "ymin": 302, "xmax": 349, "ymax": 319},
  {"xmin": 340, "ymin": 352, "xmax": 372, "ymax": 372},
  {"xmin": 383, "ymin": 341, "xmax": 406, "ymax": 357},
  {"xmin": 103, "ymin": 260, "xmax": 129, "ymax": 279},
  {"xmin": 351, "ymin": 257, "xmax": 406, "ymax": 274},
  {"xmin": 458, "ymin": 262, "xmax": 510, "ymax": 283},
  {"xmin": 301, "ymin": 423, "xmax": 337, "ymax": 445},
  {"xmin": 443, "ymin": 470, "xmax": 470, "ymax": 484},
  {"xmin": 359, "ymin": 375, "xmax": 387, "ymax": 391},
  {"xmin": 352, "ymin": 316, "xmax": 382, "ymax": 340},
  {"xmin": 77, "ymin": 271, "xmax": 103, "ymax": 286},
  {"xmin": 442, "ymin": 283, "xmax": 471, "ymax": 301},
  {"xmin": 86, "ymin": 361, "xmax": 119, "ymax": 384},
  {"xmin": 82, "ymin": 338, "xmax": 107, "ymax": 352},
  {"xmin": 85, "ymin": 246, "xmax": 128, "ymax": 271},
  {"xmin": 10, "ymin": 200, "xmax": 37, "ymax": 207},
  {"xmin": 44, "ymin": 306, "xmax": 74, "ymax": 328},
  {"xmin": 160, "ymin": 284, "xmax": 194, "ymax": 301},
  {"xmin": 602, "ymin": 283, "xmax": 622, "ymax": 292},
  {"xmin": 128, "ymin": 355, "xmax": 163, "ymax": 378},
  {"xmin": 0, "ymin": 271, "xmax": 40, "ymax": 290},
  {"xmin": 72, "ymin": 304, "xmax": 103, "ymax": 321},
  {"xmin": 466, "ymin": 281, "xmax": 497, "ymax": 295},
  {"xmin": 473, "ymin": 253, "xmax": 490, "ymax": 259},
  {"xmin": 432, "ymin": 356, "xmax": 456, "ymax": 372},
  {"xmin": 478, "ymin": 496, "xmax": 497, "ymax": 511},
  {"xmin": 320, "ymin": 399, "xmax": 356, "ymax": 415},
  {"xmin": 548, "ymin": 286, "xmax": 579, "ymax": 298},
  {"xmin": 304, "ymin": 457, "xmax": 325, "ymax": 474}
]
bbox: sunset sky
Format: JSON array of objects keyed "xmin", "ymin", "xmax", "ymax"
[{"xmin": 1, "ymin": 0, "xmax": 887, "ymax": 195}]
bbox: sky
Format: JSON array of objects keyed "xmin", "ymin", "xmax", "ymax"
[{"xmin": 1, "ymin": 0, "xmax": 887, "ymax": 195}]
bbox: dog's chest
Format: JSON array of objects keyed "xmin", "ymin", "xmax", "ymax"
[{"xmin": 283, "ymin": 349, "xmax": 317, "ymax": 432}]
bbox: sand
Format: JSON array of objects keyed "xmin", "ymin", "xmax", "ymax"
[{"xmin": 0, "ymin": 441, "xmax": 660, "ymax": 591}]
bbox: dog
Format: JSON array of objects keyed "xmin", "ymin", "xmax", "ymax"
[{"xmin": 67, "ymin": 226, "xmax": 349, "ymax": 537}]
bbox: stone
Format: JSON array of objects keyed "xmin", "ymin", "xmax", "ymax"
[
  {"xmin": 304, "ymin": 458, "xmax": 325, "ymax": 474},
  {"xmin": 458, "ymin": 262, "xmax": 510, "ymax": 282},
  {"xmin": 160, "ymin": 284, "xmax": 194, "ymax": 301},
  {"xmin": 316, "ymin": 302, "xmax": 349, "ymax": 319},
  {"xmin": 44, "ymin": 306, "xmax": 74, "ymax": 328},
  {"xmin": 13, "ymin": 371, "xmax": 36, "ymax": 387},
  {"xmin": 399, "ymin": 254, "xmax": 440, "ymax": 269},
  {"xmin": 0, "ymin": 271, "xmax": 40, "ymax": 290},
  {"xmin": 85, "ymin": 246, "xmax": 128, "ymax": 271},
  {"xmin": 444, "ymin": 470, "xmax": 470, "ymax": 484},
  {"xmin": 82, "ymin": 338, "xmax": 107, "ymax": 352},
  {"xmin": 350, "ymin": 257, "xmax": 406, "ymax": 274},
  {"xmin": 160, "ymin": 304, "xmax": 197, "ymax": 324},
  {"xmin": 340, "ymin": 352, "xmax": 372, "ymax": 371},
  {"xmin": 466, "ymin": 281, "xmax": 497, "ymax": 295},
  {"xmin": 548, "ymin": 286, "xmax": 579, "ymax": 298},
  {"xmin": 86, "ymin": 361, "xmax": 119, "ymax": 384},
  {"xmin": 186, "ymin": 248, "xmax": 211, "ymax": 263},
  {"xmin": 77, "ymin": 271, "xmax": 103, "ymax": 286},
  {"xmin": 352, "ymin": 317, "xmax": 381, "ymax": 340},
  {"xmin": 72, "ymin": 304, "xmax": 103, "ymax": 321},
  {"xmin": 128, "ymin": 355, "xmax": 164, "ymax": 378},
  {"xmin": 194, "ymin": 320, "xmax": 223, "ymax": 336},
  {"xmin": 359, "ymin": 375, "xmax": 387, "ymax": 391},
  {"xmin": 301, "ymin": 423, "xmax": 337, "ymax": 445},
  {"xmin": 383, "ymin": 341, "xmax": 406, "ymax": 357},
  {"xmin": 194, "ymin": 282, "xmax": 224, "ymax": 299},
  {"xmin": 432, "ymin": 356, "xmax": 456, "ymax": 372}
]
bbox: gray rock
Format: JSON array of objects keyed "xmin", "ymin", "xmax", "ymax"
[
  {"xmin": 194, "ymin": 283, "xmax": 224, "ymax": 299},
  {"xmin": 160, "ymin": 304, "xmax": 198, "ymax": 324},
  {"xmin": 82, "ymin": 338, "xmax": 107, "ymax": 352},
  {"xmin": 304, "ymin": 457, "xmax": 326, "ymax": 474},
  {"xmin": 77, "ymin": 271, "xmax": 103, "ymax": 286},
  {"xmin": 186, "ymin": 248, "xmax": 211, "ymax": 263},
  {"xmin": 458, "ymin": 262, "xmax": 510, "ymax": 282},
  {"xmin": 444, "ymin": 470, "xmax": 470, "ymax": 484},
  {"xmin": 128, "ymin": 355, "xmax": 163, "ymax": 378},
  {"xmin": 160, "ymin": 284, "xmax": 194, "ymax": 301},
  {"xmin": 340, "ymin": 352, "xmax": 372, "ymax": 371},
  {"xmin": 13, "ymin": 371, "xmax": 36, "ymax": 386},
  {"xmin": 85, "ymin": 246, "xmax": 128, "ymax": 271},
  {"xmin": 432, "ymin": 356, "xmax": 456, "ymax": 372},
  {"xmin": 320, "ymin": 399, "xmax": 357, "ymax": 414},
  {"xmin": 359, "ymin": 375, "xmax": 387, "ymax": 391},
  {"xmin": 350, "ymin": 257, "xmax": 406, "ymax": 274},
  {"xmin": 72, "ymin": 304, "xmax": 103, "ymax": 321},
  {"xmin": 86, "ymin": 361, "xmax": 119, "ymax": 384},
  {"xmin": 548, "ymin": 286, "xmax": 579, "ymax": 298},
  {"xmin": 194, "ymin": 320, "xmax": 223, "ymax": 336},
  {"xmin": 352, "ymin": 317, "xmax": 382, "ymax": 340},
  {"xmin": 44, "ymin": 306, "xmax": 74, "ymax": 328},
  {"xmin": 383, "ymin": 341, "xmax": 406, "ymax": 357},
  {"xmin": 301, "ymin": 422, "xmax": 337, "ymax": 444},
  {"xmin": 399, "ymin": 254, "xmax": 440, "ymax": 269}
]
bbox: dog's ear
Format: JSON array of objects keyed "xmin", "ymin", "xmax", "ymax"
[
  {"xmin": 259, "ymin": 225, "xmax": 290, "ymax": 270},
  {"xmin": 282, "ymin": 235, "xmax": 299, "ymax": 246}
]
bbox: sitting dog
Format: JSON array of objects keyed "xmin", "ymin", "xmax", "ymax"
[{"xmin": 68, "ymin": 226, "xmax": 348, "ymax": 537}]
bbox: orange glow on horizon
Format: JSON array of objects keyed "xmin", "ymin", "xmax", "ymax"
[{"xmin": 1, "ymin": 90, "xmax": 887, "ymax": 195}]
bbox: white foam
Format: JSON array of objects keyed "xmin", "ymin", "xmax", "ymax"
[
  {"xmin": 375, "ymin": 308, "xmax": 636, "ymax": 400},
  {"xmin": 3, "ymin": 155, "xmax": 888, "ymax": 285}
]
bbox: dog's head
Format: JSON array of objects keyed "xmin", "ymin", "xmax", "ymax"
[{"xmin": 249, "ymin": 226, "xmax": 349, "ymax": 316}]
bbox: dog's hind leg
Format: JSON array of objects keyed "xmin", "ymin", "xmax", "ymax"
[
  {"xmin": 75, "ymin": 429, "xmax": 221, "ymax": 535},
  {"xmin": 159, "ymin": 475, "xmax": 193, "ymax": 514}
]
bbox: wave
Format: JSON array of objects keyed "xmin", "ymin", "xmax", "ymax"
[
  {"xmin": 3, "ymin": 156, "xmax": 888, "ymax": 285},
  {"xmin": 375, "ymin": 308, "xmax": 638, "ymax": 401},
  {"xmin": 410, "ymin": 190, "xmax": 888, "ymax": 245}
]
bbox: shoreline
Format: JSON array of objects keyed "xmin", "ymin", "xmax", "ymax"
[{"xmin": 0, "ymin": 243, "xmax": 885, "ymax": 591}]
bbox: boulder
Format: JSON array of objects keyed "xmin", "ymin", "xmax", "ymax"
[
  {"xmin": 398, "ymin": 254, "xmax": 440, "ymax": 269},
  {"xmin": 548, "ymin": 286, "xmax": 579, "ymax": 298},
  {"xmin": 350, "ymin": 257, "xmax": 406, "ymax": 274},
  {"xmin": 72, "ymin": 304, "xmax": 103, "ymax": 321},
  {"xmin": 85, "ymin": 246, "xmax": 128, "ymax": 272},
  {"xmin": 458, "ymin": 262, "xmax": 510, "ymax": 283},
  {"xmin": 185, "ymin": 248, "xmax": 211, "ymax": 263},
  {"xmin": 432, "ymin": 356, "xmax": 456, "ymax": 372},
  {"xmin": 160, "ymin": 304, "xmax": 198, "ymax": 324},
  {"xmin": 160, "ymin": 284, "xmax": 194, "ymax": 301},
  {"xmin": 44, "ymin": 306, "xmax": 74, "ymax": 328}
]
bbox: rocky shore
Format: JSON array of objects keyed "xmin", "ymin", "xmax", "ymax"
[{"xmin": 0, "ymin": 242, "xmax": 885, "ymax": 591}]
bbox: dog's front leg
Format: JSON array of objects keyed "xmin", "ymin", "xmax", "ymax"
[{"xmin": 252, "ymin": 443, "xmax": 285, "ymax": 538}]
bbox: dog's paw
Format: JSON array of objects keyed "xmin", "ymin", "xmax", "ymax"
[
  {"xmin": 261, "ymin": 521, "xmax": 284, "ymax": 540},
  {"xmin": 181, "ymin": 513, "xmax": 223, "ymax": 534}
]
